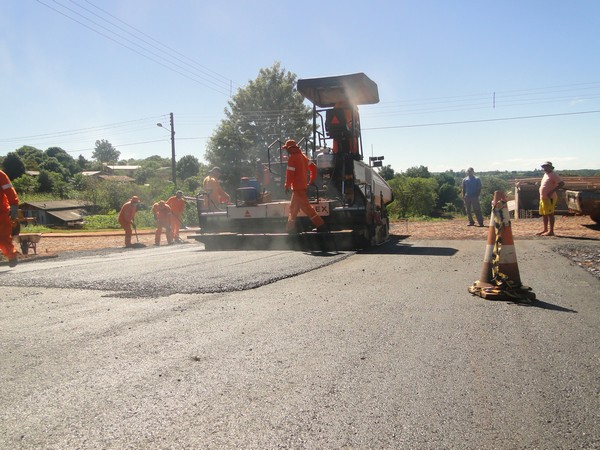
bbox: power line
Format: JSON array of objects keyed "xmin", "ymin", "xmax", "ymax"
[
  {"xmin": 362, "ymin": 110, "xmax": 600, "ymax": 131},
  {"xmin": 77, "ymin": 0, "xmax": 237, "ymax": 91},
  {"xmin": 36, "ymin": 0, "xmax": 232, "ymax": 95}
]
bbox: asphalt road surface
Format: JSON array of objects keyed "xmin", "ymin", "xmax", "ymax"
[{"xmin": 1, "ymin": 238, "xmax": 599, "ymax": 449}]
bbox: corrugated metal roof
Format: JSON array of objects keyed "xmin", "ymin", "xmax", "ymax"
[
  {"xmin": 104, "ymin": 165, "xmax": 141, "ymax": 170},
  {"xmin": 47, "ymin": 209, "xmax": 85, "ymax": 222},
  {"xmin": 97, "ymin": 175, "xmax": 135, "ymax": 182},
  {"xmin": 21, "ymin": 200, "xmax": 93, "ymax": 210}
]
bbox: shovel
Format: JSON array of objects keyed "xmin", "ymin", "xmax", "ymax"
[{"xmin": 130, "ymin": 221, "xmax": 146, "ymax": 248}]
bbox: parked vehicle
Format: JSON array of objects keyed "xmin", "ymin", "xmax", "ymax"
[{"xmin": 566, "ymin": 189, "xmax": 600, "ymax": 224}]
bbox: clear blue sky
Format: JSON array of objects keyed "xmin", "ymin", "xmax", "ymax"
[{"xmin": 2, "ymin": 0, "xmax": 599, "ymax": 173}]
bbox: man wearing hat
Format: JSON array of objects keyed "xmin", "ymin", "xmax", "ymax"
[
  {"xmin": 203, "ymin": 167, "xmax": 230, "ymax": 210},
  {"xmin": 166, "ymin": 190, "xmax": 186, "ymax": 242},
  {"xmin": 537, "ymin": 161, "xmax": 564, "ymax": 236},
  {"xmin": 282, "ymin": 139, "xmax": 326, "ymax": 233},
  {"xmin": 118, "ymin": 196, "xmax": 141, "ymax": 247}
]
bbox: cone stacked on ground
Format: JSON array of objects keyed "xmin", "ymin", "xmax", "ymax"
[
  {"xmin": 473, "ymin": 191, "xmax": 521, "ymax": 288},
  {"xmin": 469, "ymin": 191, "xmax": 535, "ymax": 301}
]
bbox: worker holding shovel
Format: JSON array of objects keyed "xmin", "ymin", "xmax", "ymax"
[{"xmin": 118, "ymin": 196, "xmax": 141, "ymax": 248}]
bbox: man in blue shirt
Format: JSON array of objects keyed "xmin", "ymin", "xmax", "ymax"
[{"xmin": 461, "ymin": 167, "xmax": 484, "ymax": 226}]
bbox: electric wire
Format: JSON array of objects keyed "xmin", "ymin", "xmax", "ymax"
[
  {"xmin": 36, "ymin": 0, "xmax": 231, "ymax": 95},
  {"xmin": 77, "ymin": 0, "xmax": 236, "ymax": 90}
]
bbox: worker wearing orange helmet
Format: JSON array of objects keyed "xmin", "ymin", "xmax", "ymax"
[
  {"xmin": 1, "ymin": 169, "xmax": 19, "ymax": 267},
  {"xmin": 118, "ymin": 196, "xmax": 141, "ymax": 248},
  {"xmin": 203, "ymin": 167, "xmax": 230, "ymax": 210},
  {"xmin": 166, "ymin": 190, "xmax": 186, "ymax": 242},
  {"xmin": 152, "ymin": 200, "xmax": 173, "ymax": 246},
  {"xmin": 282, "ymin": 139, "xmax": 325, "ymax": 233}
]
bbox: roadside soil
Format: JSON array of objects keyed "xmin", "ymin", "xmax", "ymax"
[
  {"xmin": 389, "ymin": 214, "xmax": 600, "ymax": 240},
  {"xmin": 17, "ymin": 215, "xmax": 599, "ymax": 253},
  {"xmin": 6, "ymin": 215, "xmax": 599, "ymax": 279}
]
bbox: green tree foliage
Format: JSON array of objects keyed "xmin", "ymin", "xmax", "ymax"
[
  {"xmin": 46, "ymin": 147, "xmax": 80, "ymax": 176},
  {"xmin": 479, "ymin": 176, "xmax": 510, "ymax": 216},
  {"xmin": 1, "ymin": 152, "xmax": 26, "ymax": 180},
  {"xmin": 92, "ymin": 139, "xmax": 120, "ymax": 164},
  {"xmin": 176, "ymin": 155, "xmax": 200, "ymax": 181},
  {"xmin": 39, "ymin": 157, "xmax": 70, "ymax": 180},
  {"xmin": 205, "ymin": 62, "xmax": 312, "ymax": 192},
  {"xmin": 379, "ymin": 165, "xmax": 395, "ymax": 181},
  {"xmin": 15, "ymin": 146, "xmax": 45, "ymax": 169},
  {"xmin": 182, "ymin": 175, "xmax": 204, "ymax": 194},
  {"xmin": 404, "ymin": 165, "xmax": 431, "ymax": 178},
  {"xmin": 434, "ymin": 171, "xmax": 461, "ymax": 215},
  {"xmin": 388, "ymin": 176, "xmax": 438, "ymax": 218},
  {"xmin": 37, "ymin": 170, "xmax": 57, "ymax": 193},
  {"xmin": 77, "ymin": 154, "xmax": 89, "ymax": 170},
  {"xmin": 11, "ymin": 174, "xmax": 37, "ymax": 195}
]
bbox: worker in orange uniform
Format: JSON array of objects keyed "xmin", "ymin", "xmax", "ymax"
[
  {"xmin": 166, "ymin": 190, "xmax": 186, "ymax": 242},
  {"xmin": 152, "ymin": 200, "xmax": 173, "ymax": 246},
  {"xmin": 327, "ymin": 101, "xmax": 360, "ymax": 155},
  {"xmin": 0, "ymin": 169, "xmax": 20, "ymax": 267},
  {"xmin": 203, "ymin": 167, "xmax": 230, "ymax": 210},
  {"xmin": 282, "ymin": 139, "xmax": 326, "ymax": 233},
  {"xmin": 118, "ymin": 196, "xmax": 141, "ymax": 248}
]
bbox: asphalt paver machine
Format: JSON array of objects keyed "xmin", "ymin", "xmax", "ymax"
[{"xmin": 190, "ymin": 73, "xmax": 393, "ymax": 251}]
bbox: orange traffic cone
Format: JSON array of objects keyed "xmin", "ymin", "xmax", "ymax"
[{"xmin": 468, "ymin": 191, "xmax": 535, "ymax": 302}]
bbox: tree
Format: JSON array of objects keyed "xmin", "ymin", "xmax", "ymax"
[
  {"xmin": 39, "ymin": 157, "xmax": 70, "ymax": 180},
  {"xmin": 11, "ymin": 174, "xmax": 37, "ymax": 194},
  {"xmin": 176, "ymin": 155, "xmax": 200, "ymax": 181},
  {"xmin": 1, "ymin": 152, "xmax": 26, "ymax": 180},
  {"xmin": 388, "ymin": 175, "xmax": 438, "ymax": 218},
  {"xmin": 92, "ymin": 139, "xmax": 120, "ymax": 164},
  {"xmin": 404, "ymin": 165, "xmax": 431, "ymax": 178},
  {"xmin": 480, "ymin": 176, "xmax": 510, "ymax": 217},
  {"xmin": 78, "ymin": 154, "xmax": 89, "ymax": 170},
  {"xmin": 15, "ymin": 146, "xmax": 45, "ymax": 170},
  {"xmin": 46, "ymin": 147, "xmax": 80, "ymax": 176},
  {"xmin": 205, "ymin": 62, "xmax": 312, "ymax": 192},
  {"xmin": 37, "ymin": 170, "xmax": 55, "ymax": 193},
  {"xmin": 379, "ymin": 165, "xmax": 395, "ymax": 181},
  {"xmin": 434, "ymin": 172, "xmax": 461, "ymax": 215}
]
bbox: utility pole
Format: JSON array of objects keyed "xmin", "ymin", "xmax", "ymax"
[
  {"xmin": 156, "ymin": 113, "xmax": 177, "ymax": 189},
  {"xmin": 170, "ymin": 112, "xmax": 177, "ymax": 189}
]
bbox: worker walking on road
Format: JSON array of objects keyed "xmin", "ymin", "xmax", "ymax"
[
  {"xmin": 166, "ymin": 190, "xmax": 186, "ymax": 242},
  {"xmin": 1, "ymin": 169, "xmax": 19, "ymax": 267},
  {"xmin": 203, "ymin": 167, "xmax": 230, "ymax": 210},
  {"xmin": 152, "ymin": 200, "xmax": 173, "ymax": 246},
  {"xmin": 282, "ymin": 139, "xmax": 326, "ymax": 233},
  {"xmin": 118, "ymin": 196, "xmax": 141, "ymax": 248}
]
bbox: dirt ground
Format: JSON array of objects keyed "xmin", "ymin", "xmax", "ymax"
[
  {"xmin": 389, "ymin": 214, "xmax": 600, "ymax": 240},
  {"xmin": 10, "ymin": 215, "xmax": 599, "ymax": 255},
  {"xmin": 6, "ymin": 215, "xmax": 600, "ymax": 279}
]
